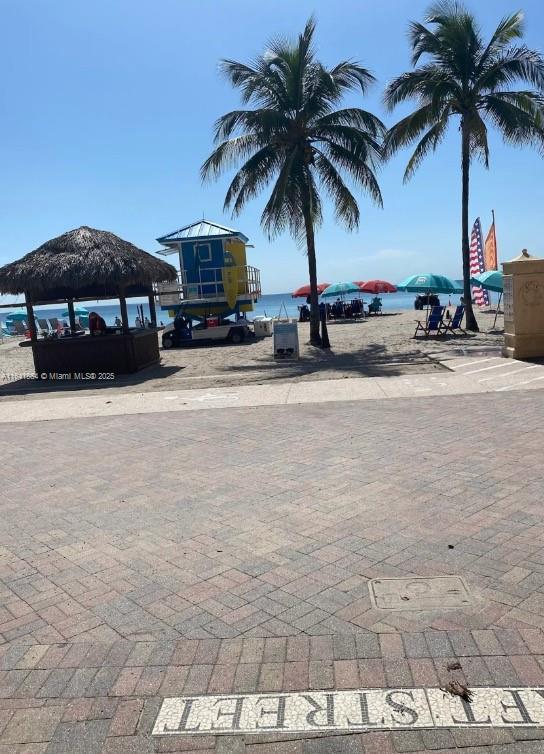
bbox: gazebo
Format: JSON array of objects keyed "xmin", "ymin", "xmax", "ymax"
[{"xmin": 0, "ymin": 226, "xmax": 177, "ymax": 377}]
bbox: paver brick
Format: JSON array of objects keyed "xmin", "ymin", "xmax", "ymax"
[
  {"xmin": 2, "ymin": 706, "xmax": 64, "ymax": 744},
  {"xmin": 108, "ymin": 699, "xmax": 144, "ymax": 736}
]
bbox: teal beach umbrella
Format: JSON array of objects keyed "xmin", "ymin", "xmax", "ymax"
[
  {"xmin": 321, "ymin": 282, "xmax": 361, "ymax": 298},
  {"xmin": 471, "ymin": 270, "xmax": 504, "ymax": 328},
  {"xmin": 470, "ymin": 270, "xmax": 503, "ymax": 292},
  {"xmin": 397, "ymin": 273, "xmax": 462, "ymax": 294},
  {"xmin": 61, "ymin": 306, "xmax": 89, "ymax": 317}
]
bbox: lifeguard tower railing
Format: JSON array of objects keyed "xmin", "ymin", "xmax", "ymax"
[{"xmin": 155, "ymin": 265, "xmax": 261, "ymax": 307}]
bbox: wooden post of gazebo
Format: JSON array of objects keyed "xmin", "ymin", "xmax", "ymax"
[
  {"xmin": 67, "ymin": 299, "xmax": 77, "ymax": 334},
  {"xmin": 119, "ymin": 287, "xmax": 130, "ymax": 334},
  {"xmin": 24, "ymin": 292, "xmax": 37, "ymax": 342},
  {"xmin": 148, "ymin": 293, "xmax": 157, "ymax": 328}
]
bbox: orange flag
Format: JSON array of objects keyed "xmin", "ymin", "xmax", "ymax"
[{"xmin": 484, "ymin": 219, "xmax": 498, "ymax": 270}]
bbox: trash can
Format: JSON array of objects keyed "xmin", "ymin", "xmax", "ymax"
[
  {"xmin": 273, "ymin": 321, "xmax": 299, "ymax": 359},
  {"xmin": 253, "ymin": 316, "xmax": 273, "ymax": 337}
]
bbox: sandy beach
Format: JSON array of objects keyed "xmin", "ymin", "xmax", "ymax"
[{"xmin": 0, "ymin": 308, "xmax": 504, "ymax": 399}]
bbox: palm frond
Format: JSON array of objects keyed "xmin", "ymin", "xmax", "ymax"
[
  {"xmin": 314, "ymin": 152, "xmax": 360, "ymax": 230},
  {"xmin": 383, "ymin": 103, "xmax": 446, "ymax": 158},
  {"xmin": 468, "ymin": 112, "xmax": 490, "ymax": 167},
  {"xmin": 408, "ymin": 21, "xmax": 442, "ymax": 65},
  {"xmin": 212, "ymin": 110, "xmax": 289, "ymax": 142},
  {"xmin": 403, "ymin": 115, "xmax": 450, "ymax": 181},
  {"xmin": 478, "ymin": 46, "xmax": 544, "ymax": 92},
  {"xmin": 321, "ymin": 142, "xmax": 383, "ymax": 207},
  {"xmin": 200, "ymin": 135, "xmax": 263, "ymax": 181},
  {"xmin": 329, "ymin": 61, "xmax": 376, "ymax": 93},
  {"xmin": 219, "ymin": 59, "xmax": 287, "ymax": 109},
  {"xmin": 384, "ymin": 66, "xmax": 459, "ymax": 110},
  {"xmin": 481, "ymin": 94, "xmax": 544, "ymax": 150},
  {"xmin": 222, "ymin": 147, "xmax": 283, "ymax": 215},
  {"xmin": 477, "ymin": 11, "xmax": 524, "ymax": 73},
  {"xmin": 313, "ymin": 108, "xmax": 386, "ymax": 136}
]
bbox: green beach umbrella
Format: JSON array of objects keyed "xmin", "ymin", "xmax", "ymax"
[
  {"xmin": 321, "ymin": 282, "xmax": 361, "ymax": 298},
  {"xmin": 397, "ymin": 273, "xmax": 462, "ymax": 294},
  {"xmin": 470, "ymin": 270, "xmax": 503, "ymax": 292}
]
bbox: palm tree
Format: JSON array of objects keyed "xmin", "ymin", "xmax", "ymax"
[
  {"xmin": 202, "ymin": 18, "xmax": 384, "ymax": 345},
  {"xmin": 384, "ymin": 1, "xmax": 544, "ymax": 331}
]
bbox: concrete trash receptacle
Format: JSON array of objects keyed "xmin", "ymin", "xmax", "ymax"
[
  {"xmin": 503, "ymin": 249, "xmax": 544, "ymax": 359},
  {"xmin": 253, "ymin": 316, "xmax": 273, "ymax": 337}
]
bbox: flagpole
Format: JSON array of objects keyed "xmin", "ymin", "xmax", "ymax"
[{"xmin": 491, "ymin": 209, "xmax": 502, "ymax": 323}]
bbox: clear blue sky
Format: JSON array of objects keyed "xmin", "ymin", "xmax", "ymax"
[{"xmin": 1, "ymin": 0, "xmax": 543, "ymax": 293}]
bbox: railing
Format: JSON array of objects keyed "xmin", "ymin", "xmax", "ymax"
[{"xmin": 155, "ymin": 265, "xmax": 261, "ymax": 307}]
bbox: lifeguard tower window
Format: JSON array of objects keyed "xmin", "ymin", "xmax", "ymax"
[{"xmin": 196, "ymin": 244, "xmax": 212, "ymax": 263}]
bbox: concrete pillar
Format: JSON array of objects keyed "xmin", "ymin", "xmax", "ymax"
[{"xmin": 503, "ymin": 249, "xmax": 544, "ymax": 359}]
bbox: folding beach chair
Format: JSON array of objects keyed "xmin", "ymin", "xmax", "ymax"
[
  {"xmin": 438, "ymin": 305, "xmax": 466, "ymax": 335},
  {"xmin": 413, "ymin": 305, "xmax": 445, "ymax": 337}
]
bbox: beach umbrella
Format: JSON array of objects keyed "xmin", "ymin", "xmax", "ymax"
[
  {"xmin": 470, "ymin": 270, "xmax": 503, "ymax": 292},
  {"xmin": 397, "ymin": 273, "xmax": 462, "ymax": 294},
  {"xmin": 471, "ymin": 270, "xmax": 504, "ymax": 328},
  {"xmin": 359, "ymin": 279, "xmax": 397, "ymax": 294},
  {"xmin": 321, "ymin": 282, "xmax": 361, "ymax": 298},
  {"xmin": 292, "ymin": 283, "xmax": 330, "ymax": 298},
  {"xmin": 61, "ymin": 305, "xmax": 89, "ymax": 317}
]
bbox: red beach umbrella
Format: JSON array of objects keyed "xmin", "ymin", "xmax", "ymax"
[
  {"xmin": 292, "ymin": 283, "xmax": 330, "ymax": 298},
  {"xmin": 359, "ymin": 280, "xmax": 397, "ymax": 294}
]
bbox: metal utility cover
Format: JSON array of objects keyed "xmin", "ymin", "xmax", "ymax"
[{"xmin": 369, "ymin": 576, "xmax": 472, "ymax": 611}]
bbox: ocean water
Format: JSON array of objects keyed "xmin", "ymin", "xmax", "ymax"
[{"xmin": 0, "ymin": 291, "xmax": 462, "ymax": 329}]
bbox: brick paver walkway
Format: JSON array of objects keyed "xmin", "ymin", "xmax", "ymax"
[{"xmin": 2, "ymin": 390, "xmax": 544, "ymax": 751}]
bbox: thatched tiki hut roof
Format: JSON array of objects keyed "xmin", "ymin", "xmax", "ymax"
[{"xmin": 0, "ymin": 225, "xmax": 177, "ymax": 300}]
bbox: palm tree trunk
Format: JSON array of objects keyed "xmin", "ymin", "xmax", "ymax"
[
  {"xmin": 461, "ymin": 118, "xmax": 479, "ymax": 332},
  {"xmin": 302, "ymin": 203, "xmax": 322, "ymax": 346}
]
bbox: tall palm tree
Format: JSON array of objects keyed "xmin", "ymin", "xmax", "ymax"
[
  {"xmin": 202, "ymin": 18, "xmax": 384, "ymax": 345},
  {"xmin": 384, "ymin": 1, "xmax": 544, "ymax": 331}
]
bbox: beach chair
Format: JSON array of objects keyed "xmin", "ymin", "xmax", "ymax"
[
  {"xmin": 368, "ymin": 297, "xmax": 383, "ymax": 315},
  {"xmin": 438, "ymin": 305, "xmax": 466, "ymax": 335},
  {"xmin": 12, "ymin": 321, "xmax": 28, "ymax": 336},
  {"xmin": 37, "ymin": 318, "xmax": 51, "ymax": 335},
  {"xmin": 413, "ymin": 306, "xmax": 445, "ymax": 337}
]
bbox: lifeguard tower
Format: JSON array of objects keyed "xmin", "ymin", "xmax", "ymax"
[{"xmin": 155, "ymin": 219, "xmax": 261, "ymax": 320}]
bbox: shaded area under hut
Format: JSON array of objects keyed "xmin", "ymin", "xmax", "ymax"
[{"xmin": 0, "ymin": 226, "xmax": 177, "ymax": 377}]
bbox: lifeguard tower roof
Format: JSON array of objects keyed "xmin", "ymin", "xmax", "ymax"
[{"xmin": 157, "ymin": 219, "xmax": 248, "ymax": 251}]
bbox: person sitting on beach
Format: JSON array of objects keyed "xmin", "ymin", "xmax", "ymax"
[
  {"xmin": 89, "ymin": 311, "xmax": 107, "ymax": 336},
  {"xmin": 114, "ymin": 316, "xmax": 122, "ymax": 327}
]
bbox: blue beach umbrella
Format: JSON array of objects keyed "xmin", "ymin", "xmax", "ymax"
[
  {"xmin": 321, "ymin": 282, "xmax": 361, "ymax": 298},
  {"xmin": 397, "ymin": 273, "xmax": 462, "ymax": 294},
  {"xmin": 470, "ymin": 270, "xmax": 503, "ymax": 293}
]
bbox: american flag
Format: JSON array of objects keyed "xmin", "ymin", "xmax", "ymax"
[{"xmin": 469, "ymin": 217, "xmax": 490, "ymax": 307}]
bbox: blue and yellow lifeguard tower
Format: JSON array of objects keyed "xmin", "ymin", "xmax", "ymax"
[{"xmin": 155, "ymin": 219, "xmax": 261, "ymax": 319}]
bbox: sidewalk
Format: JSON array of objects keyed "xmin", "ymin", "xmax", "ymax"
[
  {"xmin": 2, "ymin": 350, "xmax": 544, "ymax": 424},
  {"xmin": 2, "ymin": 381, "xmax": 544, "ymax": 751}
]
